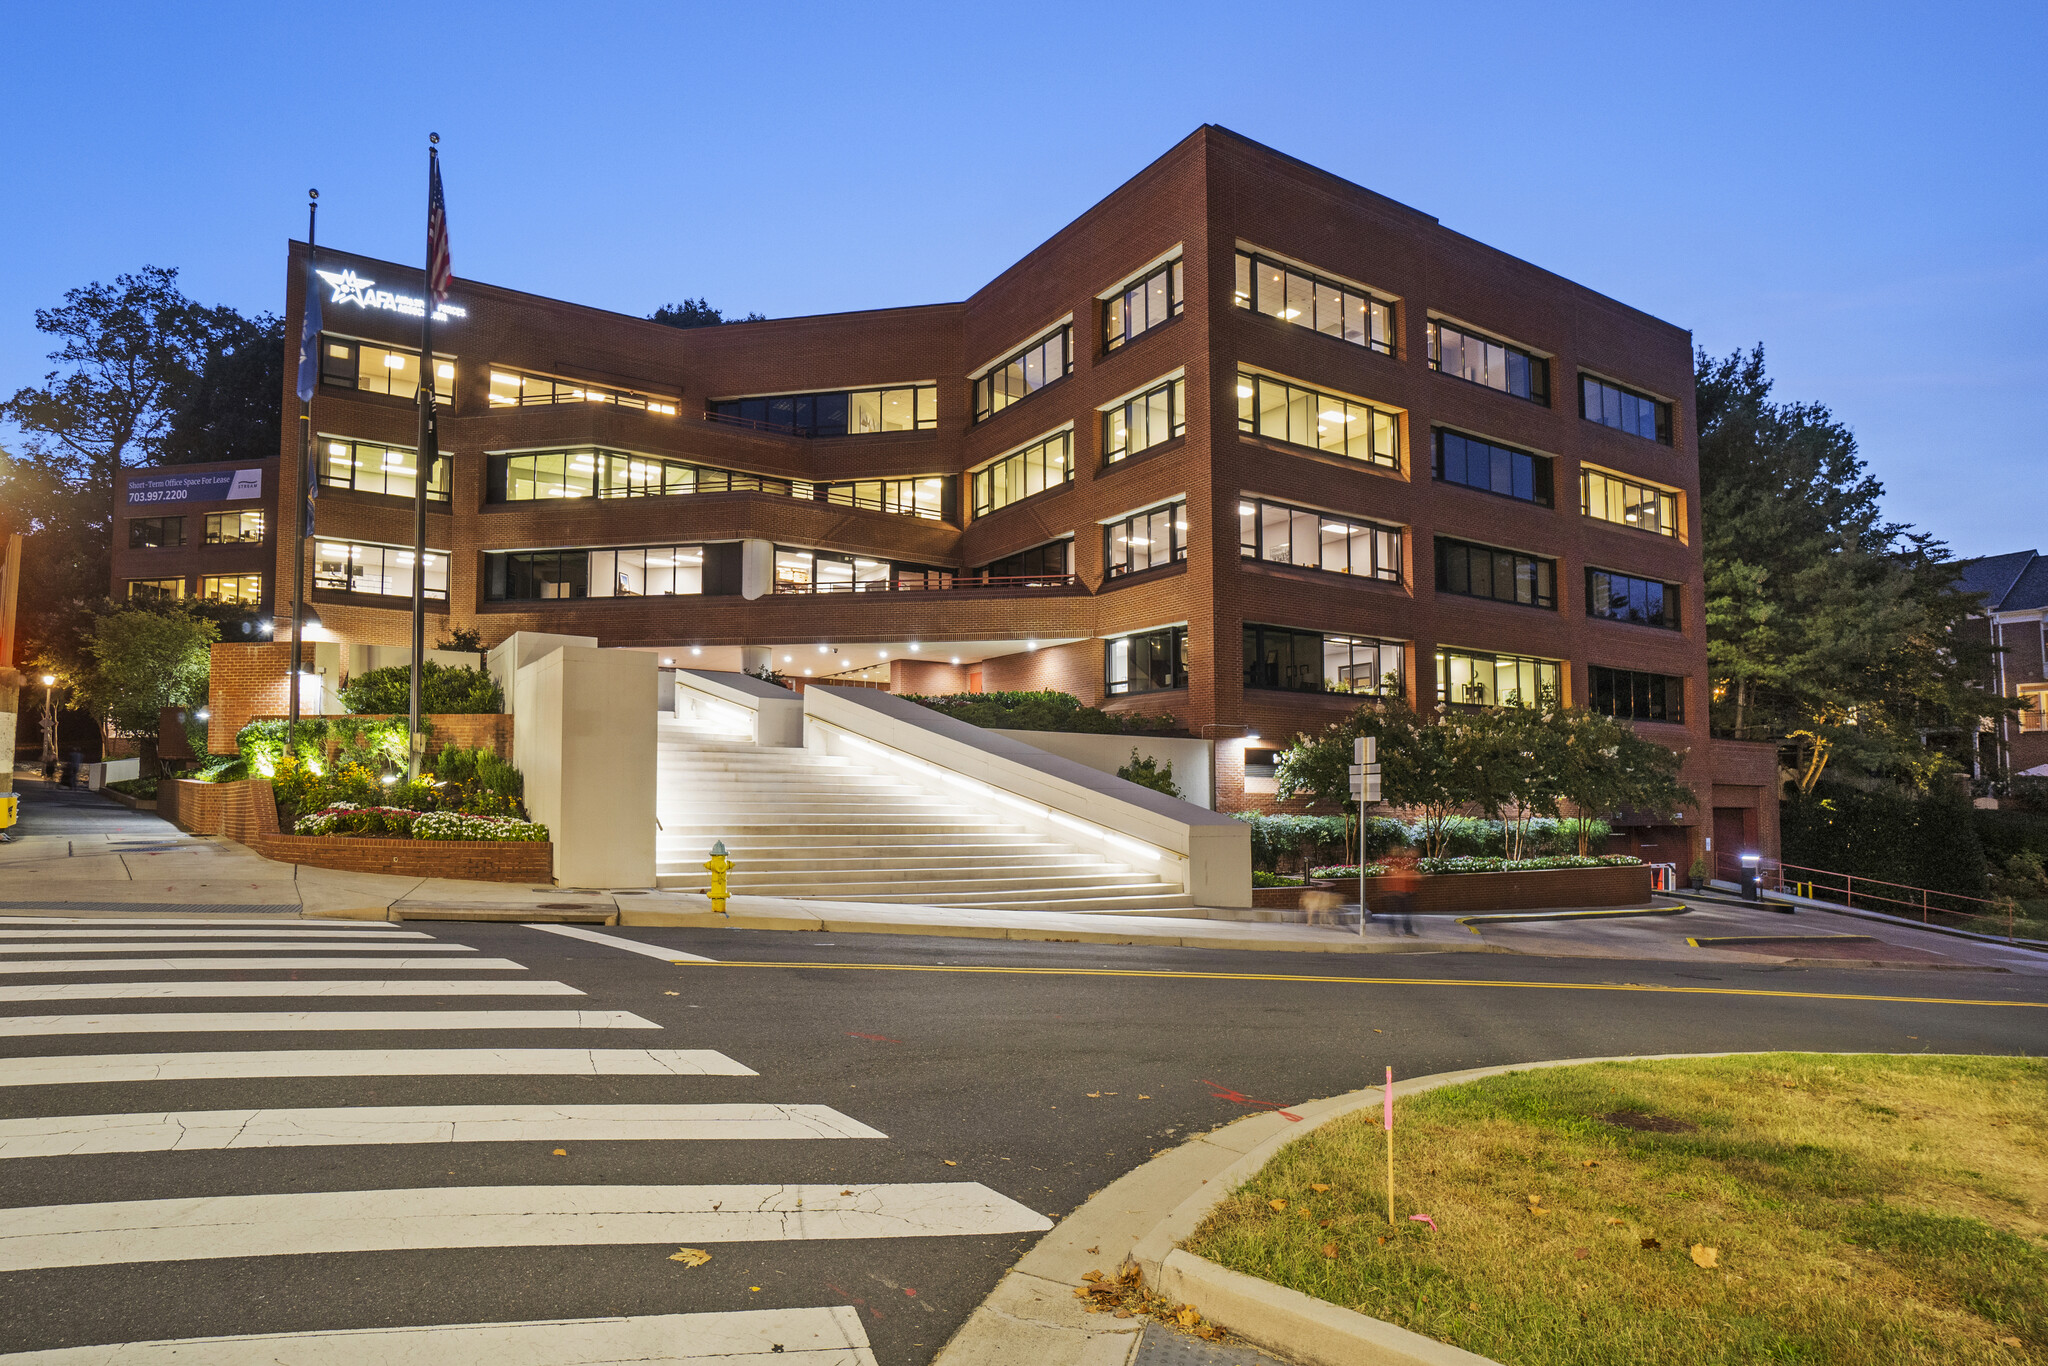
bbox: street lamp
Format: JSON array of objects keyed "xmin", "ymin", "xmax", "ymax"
[{"xmin": 39, "ymin": 674, "xmax": 58, "ymax": 776}]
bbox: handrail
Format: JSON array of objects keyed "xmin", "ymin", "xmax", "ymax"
[
  {"xmin": 772, "ymin": 573, "xmax": 1078, "ymax": 595},
  {"xmin": 1719, "ymin": 852, "xmax": 2016, "ymax": 940}
]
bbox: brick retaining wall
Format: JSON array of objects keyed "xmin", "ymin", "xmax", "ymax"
[
  {"xmin": 159, "ymin": 778, "xmax": 280, "ymax": 843},
  {"xmin": 1363, "ymin": 864, "xmax": 1653, "ymax": 914}
]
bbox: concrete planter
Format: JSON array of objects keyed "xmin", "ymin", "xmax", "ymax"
[
  {"xmin": 1362, "ymin": 863, "xmax": 1653, "ymax": 914},
  {"xmin": 255, "ymin": 832, "xmax": 553, "ymax": 883}
]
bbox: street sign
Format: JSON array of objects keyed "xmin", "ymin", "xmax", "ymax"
[{"xmin": 1353, "ymin": 736, "xmax": 1376, "ymax": 765}]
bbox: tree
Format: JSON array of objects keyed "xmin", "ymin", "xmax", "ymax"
[
  {"xmin": 1460, "ymin": 707, "xmax": 1563, "ymax": 860},
  {"xmin": 338, "ymin": 661, "xmax": 503, "ymax": 715},
  {"xmin": 158, "ymin": 311, "xmax": 285, "ymax": 466},
  {"xmin": 1696, "ymin": 346, "xmax": 2010, "ymax": 789},
  {"xmin": 1552, "ymin": 710, "xmax": 1697, "ymax": 855},
  {"xmin": 75, "ymin": 601, "xmax": 217, "ymax": 771},
  {"xmin": 648, "ymin": 298, "xmax": 766, "ymax": 328}
]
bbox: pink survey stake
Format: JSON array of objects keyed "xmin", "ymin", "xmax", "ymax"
[{"xmin": 1384, "ymin": 1066, "xmax": 1394, "ymax": 1129}]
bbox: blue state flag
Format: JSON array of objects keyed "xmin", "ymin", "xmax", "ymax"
[{"xmin": 295, "ymin": 268, "xmax": 323, "ymax": 402}]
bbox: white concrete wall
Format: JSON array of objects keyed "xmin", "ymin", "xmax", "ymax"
[
  {"xmin": 514, "ymin": 646, "xmax": 657, "ymax": 888},
  {"xmin": 739, "ymin": 540, "xmax": 774, "ymax": 601},
  {"xmin": 988, "ymin": 730, "xmax": 1214, "ymax": 809},
  {"xmin": 675, "ymin": 670, "xmax": 804, "ymax": 747},
  {"xmin": 86, "ymin": 758, "xmax": 142, "ymax": 790},
  {"xmin": 805, "ymin": 687, "xmax": 1252, "ymax": 908},
  {"xmin": 489, "ymin": 632, "xmax": 598, "ymax": 715}
]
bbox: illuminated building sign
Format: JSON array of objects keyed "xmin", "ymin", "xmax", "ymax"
[
  {"xmin": 316, "ymin": 268, "xmax": 466, "ymax": 323},
  {"xmin": 126, "ymin": 469, "xmax": 264, "ymax": 505}
]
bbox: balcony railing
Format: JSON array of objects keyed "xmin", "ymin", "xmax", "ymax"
[{"xmin": 772, "ymin": 573, "xmax": 1078, "ymax": 595}]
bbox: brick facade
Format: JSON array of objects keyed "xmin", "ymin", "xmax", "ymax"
[
  {"xmin": 1954, "ymin": 551, "xmax": 2048, "ymax": 780},
  {"xmin": 111, "ymin": 458, "xmax": 279, "ymax": 621}
]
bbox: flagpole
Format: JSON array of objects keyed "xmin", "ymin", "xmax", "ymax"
[
  {"xmin": 407, "ymin": 136, "xmax": 437, "ymax": 781},
  {"xmin": 288, "ymin": 189, "xmax": 319, "ymax": 756}
]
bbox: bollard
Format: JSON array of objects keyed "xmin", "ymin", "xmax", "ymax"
[{"xmin": 703, "ymin": 839, "xmax": 735, "ymax": 916}]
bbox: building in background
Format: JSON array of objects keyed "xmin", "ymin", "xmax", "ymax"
[
  {"xmin": 174, "ymin": 125, "xmax": 1767, "ymax": 855},
  {"xmin": 109, "ymin": 458, "xmax": 278, "ymax": 629},
  {"xmin": 1957, "ymin": 550, "xmax": 2048, "ymax": 780}
]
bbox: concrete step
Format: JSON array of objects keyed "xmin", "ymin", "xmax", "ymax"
[
  {"xmin": 654, "ymin": 851, "xmax": 1109, "ymax": 871},
  {"xmin": 653, "ymin": 868, "xmax": 1159, "ymax": 892}
]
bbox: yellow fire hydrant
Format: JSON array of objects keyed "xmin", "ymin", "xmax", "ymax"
[
  {"xmin": 704, "ymin": 840, "xmax": 735, "ymax": 916},
  {"xmin": 0, "ymin": 792, "xmax": 17, "ymax": 843}
]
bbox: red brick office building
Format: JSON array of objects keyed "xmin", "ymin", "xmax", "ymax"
[
  {"xmin": 217, "ymin": 125, "xmax": 1769, "ymax": 858},
  {"xmin": 110, "ymin": 459, "xmax": 278, "ymax": 624}
]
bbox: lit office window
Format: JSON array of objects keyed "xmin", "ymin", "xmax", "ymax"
[
  {"xmin": 204, "ymin": 511, "xmax": 265, "ymax": 544},
  {"xmin": 1105, "ymin": 501, "xmax": 1188, "ymax": 579},
  {"xmin": 1104, "ymin": 261, "xmax": 1183, "ymax": 351},
  {"xmin": 1106, "ymin": 626, "xmax": 1188, "ymax": 696},
  {"xmin": 971, "ymin": 430, "xmax": 1073, "ymax": 518},
  {"xmin": 1243, "ymin": 625, "xmax": 1403, "ymax": 696},
  {"xmin": 126, "ymin": 578, "xmax": 184, "ymax": 602},
  {"xmin": 485, "ymin": 545, "xmax": 708, "ymax": 601},
  {"xmin": 319, "ymin": 337, "xmax": 451, "ymax": 400},
  {"xmin": 199, "ymin": 574, "xmax": 264, "ymax": 604},
  {"xmin": 1236, "ymin": 372, "xmax": 1399, "ymax": 468},
  {"xmin": 1587, "ymin": 568, "xmax": 1680, "ymax": 630},
  {"xmin": 1103, "ymin": 377, "xmax": 1186, "ymax": 464},
  {"xmin": 978, "ymin": 541, "xmax": 1073, "ymax": 583},
  {"xmin": 320, "ymin": 438, "xmax": 450, "ymax": 503},
  {"xmin": 488, "ymin": 449, "xmax": 815, "ymax": 505},
  {"xmin": 1581, "ymin": 467, "xmax": 1681, "ymax": 538},
  {"xmin": 314, "ymin": 540, "xmax": 448, "ymax": 601},
  {"xmin": 1588, "ymin": 666, "xmax": 1684, "ymax": 722},
  {"xmin": 128, "ymin": 517, "xmax": 185, "ymax": 549},
  {"xmin": 1431, "ymin": 429, "xmax": 1553, "ymax": 506},
  {"xmin": 1427, "ymin": 321, "xmax": 1549, "ymax": 404},
  {"xmin": 1234, "ymin": 251, "xmax": 1394, "ymax": 353},
  {"xmin": 1580, "ymin": 375, "xmax": 1672, "ymax": 444},
  {"xmin": 710, "ymin": 385, "xmax": 937, "ymax": 435},
  {"xmin": 1435, "ymin": 648, "xmax": 1561, "ymax": 709},
  {"xmin": 488, "ymin": 369, "xmax": 677, "ymax": 415},
  {"xmin": 773, "ymin": 547, "xmax": 895, "ymax": 594},
  {"xmin": 1435, "ymin": 537, "xmax": 1556, "ymax": 610},
  {"xmin": 823, "ymin": 477, "xmax": 947, "ymax": 520},
  {"xmin": 1237, "ymin": 498, "xmax": 1401, "ymax": 582},
  {"xmin": 974, "ymin": 327, "xmax": 1072, "ymax": 422}
]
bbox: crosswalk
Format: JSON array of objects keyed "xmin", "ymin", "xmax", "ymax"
[{"xmin": 0, "ymin": 914, "xmax": 1051, "ymax": 1363}]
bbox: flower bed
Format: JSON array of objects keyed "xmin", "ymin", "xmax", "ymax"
[
  {"xmin": 1361, "ymin": 861, "xmax": 1655, "ymax": 914},
  {"xmin": 293, "ymin": 803, "xmax": 547, "ymax": 842},
  {"xmin": 1311, "ymin": 864, "xmax": 1392, "ymax": 880},
  {"xmin": 1416, "ymin": 854, "xmax": 1641, "ymax": 876}
]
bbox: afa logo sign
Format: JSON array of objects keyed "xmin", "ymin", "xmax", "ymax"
[{"xmin": 316, "ymin": 269, "xmax": 466, "ymax": 323}]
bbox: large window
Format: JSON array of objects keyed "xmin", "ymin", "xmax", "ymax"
[
  {"xmin": 128, "ymin": 516, "xmax": 184, "ymax": 549},
  {"xmin": 1432, "ymin": 429, "xmax": 1553, "ymax": 506},
  {"xmin": 321, "ymin": 439, "xmax": 450, "ymax": 503},
  {"xmin": 1106, "ymin": 627, "xmax": 1187, "ymax": 696},
  {"xmin": 1237, "ymin": 372, "xmax": 1399, "ymax": 468},
  {"xmin": 974, "ymin": 326, "xmax": 1071, "ymax": 422},
  {"xmin": 774, "ymin": 547, "xmax": 895, "ymax": 594},
  {"xmin": 485, "ymin": 545, "xmax": 709, "ymax": 601},
  {"xmin": 314, "ymin": 540, "xmax": 448, "ymax": 601},
  {"xmin": 1435, "ymin": 648, "xmax": 1561, "ymax": 709},
  {"xmin": 979, "ymin": 540, "xmax": 1073, "ymax": 583},
  {"xmin": 1427, "ymin": 320, "xmax": 1549, "ymax": 404},
  {"xmin": 319, "ymin": 337, "xmax": 451, "ymax": 401},
  {"xmin": 1580, "ymin": 375, "xmax": 1672, "ymax": 444},
  {"xmin": 971, "ymin": 430, "xmax": 1073, "ymax": 518},
  {"xmin": 1105, "ymin": 502, "xmax": 1187, "ymax": 579},
  {"xmin": 1435, "ymin": 537, "xmax": 1556, "ymax": 610},
  {"xmin": 823, "ymin": 478, "xmax": 948, "ymax": 520},
  {"xmin": 1104, "ymin": 260, "xmax": 1183, "ymax": 351},
  {"xmin": 1588, "ymin": 666, "xmax": 1684, "ymax": 723},
  {"xmin": 709, "ymin": 385, "xmax": 936, "ymax": 436},
  {"xmin": 1582, "ymin": 467, "xmax": 1681, "ymax": 538},
  {"xmin": 126, "ymin": 578, "xmax": 183, "ymax": 602},
  {"xmin": 204, "ymin": 511, "xmax": 265, "ymax": 544},
  {"xmin": 199, "ymin": 574, "xmax": 263, "ymax": 604},
  {"xmin": 1244, "ymin": 624, "xmax": 1402, "ymax": 696},
  {"xmin": 1238, "ymin": 498, "xmax": 1401, "ymax": 583},
  {"xmin": 488, "ymin": 369, "xmax": 677, "ymax": 415},
  {"xmin": 489, "ymin": 449, "xmax": 806, "ymax": 504},
  {"xmin": 1103, "ymin": 377, "xmax": 1186, "ymax": 464},
  {"xmin": 1587, "ymin": 569, "xmax": 1680, "ymax": 630},
  {"xmin": 1234, "ymin": 251, "xmax": 1394, "ymax": 354}
]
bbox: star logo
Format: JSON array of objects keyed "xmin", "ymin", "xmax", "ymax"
[{"xmin": 315, "ymin": 269, "xmax": 377, "ymax": 307}]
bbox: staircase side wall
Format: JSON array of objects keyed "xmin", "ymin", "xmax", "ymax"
[{"xmin": 515, "ymin": 646, "xmax": 657, "ymax": 888}]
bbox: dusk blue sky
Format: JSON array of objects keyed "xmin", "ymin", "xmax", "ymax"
[{"xmin": 3, "ymin": 1, "xmax": 2040, "ymax": 558}]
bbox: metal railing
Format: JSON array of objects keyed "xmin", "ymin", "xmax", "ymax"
[
  {"xmin": 772, "ymin": 573, "xmax": 1078, "ymax": 595},
  {"xmin": 1717, "ymin": 852, "xmax": 2019, "ymax": 941}
]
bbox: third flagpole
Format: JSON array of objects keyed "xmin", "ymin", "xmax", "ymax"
[
  {"xmin": 407, "ymin": 135, "xmax": 441, "ymax": 780},
  {"xmin": 289, "ymin": 189, "xmax": 320, "ymax": 755}
]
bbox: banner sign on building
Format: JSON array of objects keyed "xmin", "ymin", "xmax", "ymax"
[{"xmin": 126, "ymin": 469, "xmax": 264, "ymax": 506}]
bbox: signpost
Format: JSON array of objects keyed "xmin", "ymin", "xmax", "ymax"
[{"xmin": 1350, "ymin": 737, "xmax": 1381, "ymax": 935}]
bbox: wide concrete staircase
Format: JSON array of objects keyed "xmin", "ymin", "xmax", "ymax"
[{"xmin": 653, "ymin": 715, "xmax": 1195, "ymax": 912}]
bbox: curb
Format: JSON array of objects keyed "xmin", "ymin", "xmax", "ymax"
[
  {"xmin": 1455, "ymin": 903, "xmax": 1688, "ymax": 933},
  {"xmin": 934, "ymin": 1052, "xmax": 1759, "ymax": 1366},
  {"xmin": 1687, "ymin": 885, "xmax": 2048, "ymax": 953}
]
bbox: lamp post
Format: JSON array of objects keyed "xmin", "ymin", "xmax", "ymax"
[{"xmin": 39, "ymin": 674, "xmax": 57, "ymax": 777}]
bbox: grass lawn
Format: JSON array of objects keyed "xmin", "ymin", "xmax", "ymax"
[{"xmin": 1185, "ymin": 1054, "xmax": 2046, "ymax": 1364}]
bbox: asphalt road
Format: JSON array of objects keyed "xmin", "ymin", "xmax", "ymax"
[{"xmin": 0, "ymin": 916, "xmax": 2041, "ymax": 1363}]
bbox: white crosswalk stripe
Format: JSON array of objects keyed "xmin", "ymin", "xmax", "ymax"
[
  {"xmin": 0, "ymin": 980, "xmax": 585, "ymax": 1002},
  {"xmin": 0, "ymin": 1183, "xmax": 1055, "ymax": 1270},
  {"xmin": 0, "ymin": 941, "xmax": 477, "ymax": 955},
  {"xmin": 524, "ymin": 922, "xmax": 718, "ymax": 962},
  {"xmin": 0, "ymin": 1307, "xmax": 877, "ymax": 1364},
  {"xmin": 0, "ymin": 1010, "xmax": 660, "ymax": 1037},
  {"xmin": 0, "ymin": 928, "xmax": 435, "ymax": 939},
  {"xmin": 0, "ymin": 1048, "xmax": 758, "ymax": 1086},
  {"xmin": 0, "ymin": 1103, "xmax": 888, "ymax": 1157},
  {"xmin": 0, "ymin": 957, "xmax": 529, "ymax": 975}
]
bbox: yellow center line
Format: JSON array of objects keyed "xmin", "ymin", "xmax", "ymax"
[{"xmin": 678, "ymin": 959, "xmax": 2045, "ymax": 1010}]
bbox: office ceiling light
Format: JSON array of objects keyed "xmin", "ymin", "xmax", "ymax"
[
  {"xmin": 951, "ymin": 656, "xmax": 960, "ymax": 665},
  {"xmin": 818, "ymin": 644, "xmax": 829, "ymax": 653},
  {"xmin": 1320, "ymin": 410, "xmax": 1353, "ymax": 422},
  {"xmin": 1026, "ymin": 640, "xmax": 1037, "ymax": 650},
  {"xmin": 383, "ymin": 355, "xmax": 405, "ymax": 369},
  {"xmin": 1236, "ymin": 385, "xmax": 1253, "ymax": 398},
  {"xmin": 878, "ymin": 650, "xmax": 889, "ymax": 659},
  {"xmin": 909, "ymin": 643, "xmax": 920, "ymax": 652},
  {"xmin": 783, "ymin": 655, "xmax": 792, "ymax": 663},
  {"xmin": 690, "ymin": 647, "xmax": 702, "ymax": 656},
  {"xmin": 661, "ymin": 657, "xmax": 674, "ymax": 666},
  {"xmin": 1238, "ymin": 503, "xmax": 1256, "ymax": 515}
]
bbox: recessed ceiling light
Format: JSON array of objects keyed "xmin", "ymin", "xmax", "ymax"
[
  {"xmin": 690, "ymin": 647, "xmax": 702, "ymax": 655},
  {"xmin": 661, "ymin": 657, "xmax": 674, "ymax": 665}
]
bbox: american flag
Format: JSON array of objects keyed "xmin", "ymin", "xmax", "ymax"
[{"xmin": 425, "ymin": 152, "xmax": 451, "ymax": 303}]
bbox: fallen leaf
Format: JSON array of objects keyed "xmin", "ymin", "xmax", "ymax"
[
  {"xmin": 1321, "ymin": 1242, "xmax": 1338, "ymax": 1258},
  {"xmin": 1997, "ymin": 1336, "xmax": 2022, "ymax": 1348},
  {"xmin": 1641, "ymin": 1238, "xmax": 1661, "ymax": 1251},
  {"xmin": 1378, "ymin": 1235, "xmax": 1388, "ymax": 1245},
  {"xmin": 1373, "ymin": 1028, "xmax": 1382, "ymax": 1033},
  {"xmin": 840, "ymin": 1190, "xmax": 853, "ymax": 1196},
  {"xmin": 1690, "ymin": 1244, "xmax": 1720, "ymax": 1269},
  {"xmin": 552, "ymin": 1148, "xmax": 568, "ymax": 1157},
  {"xmin": 1605, "ymin": 1217, "xmax": 1626, "ymax": 1225},
  {"xmin": 1269, "ymin": 1199, "xmax": 1287, "ymax": 1211},
  {"xmin": 1138, "ymin": 1095, "xmax": 1151, "ymax": 1100},
  {"xmin": 1573, "ymin": 1247, "xmax": 1590, "ymax": 1260},
  {"xmin": 1085, "ymin": 1246, "xmax": 1099, "ymax": 1254},
  {"xmin": 1114, "ymin": 1309, "xmax": 1132, "ymax": 1318},
  {"xmin": 1310, "ymin": 1183, "xmax": 1331, "ymax": 1192},
  {"xmin": 749, "ymin": 1286, "xmax": 760, "ymax": 1292},
  {"xmin": 1175, "ymin": 1305, "xmax": 1201, "ymax": 1329},
  {"xmin": 1582, "ymin": 1160, "xmax": 1600, "ymax": 1168},
  {"xmin": 1782, "ymin": 1082, "xmax": 1797, "ymax": 1089},
  {"xmin": 669, "ymin": 1247, "xmax": 712, "ymax": 1266},
  {"xmin": 943, "ymin": 1160, "xmax": 957, "ymax": 1167},
  {"xmin": 1086, "ymin": 1092, "xmax": 1101, "ymax": 1098},
  {"xmin": 1083, "ymin": 1270, "xmax": 1104, "ymax": 1282},
  {"xmin": 1468, "ymin": 1303, "xmax": 1480, "ymax": 1312}
]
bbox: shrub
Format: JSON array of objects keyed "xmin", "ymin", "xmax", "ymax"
[
  {"xmin": 293, "ymin": 804, "xmax": 547, "ymax": 842},
  {"xmin": 428, "ymin": 744, "xmax": 526, "ymax": 818},
  {"xmin": 413, "ymin": 810, "xmax": 548, "ymax": 842},
  {"xmin": 904, "ymin": 690, "xmax": 1178, "ymax": 735},
  {"xmin": 191, "ymin": 756, "xmax": 246, "ymax": 783},
  {"xmin": 1251, "ymin": 871, "xmax": 1303, "ymax": 887},
  {"xmin": 106, "ymin": 776, "xmax": 159, "ymax": 799},
  {"xmin": 1233, "ymin": 812, "xmax": 1349, "ymax": 875},
  {"xmin": 1415, "ymin": 854, "xmax": 1642, "ymax": 875},
  {"xmin": 338, "ymin": 661, "xmax": 503, "ymax": 715},
  {"xmin": 1311, "ymin": 864, "xmax": 1391, "ymax": 880},
  {"xmin": 1115, "ymin": 749, "xmax": 1182, "ymax": 799},
  {"xmin": 1783, "ymin": 781, "xmax": 1989, "ymax": 903}
]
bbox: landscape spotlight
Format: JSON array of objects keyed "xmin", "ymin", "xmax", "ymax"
[{"xmin": 195, "ymin": 710, "xmax": 210, "ymax": 722}]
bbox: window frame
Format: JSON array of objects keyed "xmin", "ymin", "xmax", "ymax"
[
  {"xmin": 1233, "ymin": 249, "xmax": 1395, "ymax": 355},
  {"xmin": 1434, "ymin": 647, "xmax": 1563, "ymax": 710},
  {"xmin": 1426, "ymin": 317, "xmax": 1551, "ymax": 405},
  {"xmin": 319, "ymin": 436, "xmax": 451, "ymax": 504},
  {"xmin": 1236, "ymin": 496, "xmax": 1403, "ymax": 584},
  {"xmin": 1587, "ymin": 665, "xmax": 1685, "ymax": 723},
  {"xmin": 127, "ymin": 516, "xmax": 185, "ymax": 550},
  {"xmin": 485, "ymin": 543, "xmax": 712, "ymax": 602},
  {"xmin": 198, "ymin": 573, "xmax": 264, "ymax": 605},
  {"xmin": 318, "ymin": 334, "xmax": 452, "ymax": 401},
  {"xmin": 488, "ymin": 367, "xmax": 678, "ymax": 415},
  {"xmin": 1104, "ymin": 500, "xmax": 1189, "ymax": 580},
  {"xmin": 1579, "ymin": 373, "xmax": 1673, "ymax": 444},
  {"xmin": 1236, "ymin": 371, "xmax": 1401, "ymax": 470},
  {"xmin": 1434, "ymin": 536, "xmax": 1557, "ymax": 611},
  {"xmin": 203, "ymin": 511, "xmax": 265, "ymax": 545},
  {"xmin": 125, "ymin": 578, "xmax": 184, "ymax": 602},
  {"xmin": 486, "ymin": 447, "xmax": 819, "ymax": 507},
  {"xmin": 1242, "ymin": 623, "xmax": 1404, "ymax": 697},
  {"xmin": 1430, "ymin": 427, "xmax": 1554, "ymax": 506},
  {"xmin": 972, "ymin": 324, "xmax": 1073, "ymax": 423},
  {"xmin": 1102, "ymin": 258, "xmax": 1184, "ymax": 353},
  {"xmin": 977, "ymin": 539, "xmax": 1074, "ymax": 583},
  {"xmin": 1105, "ymin": 625, "xmax": 1189, "ymax": 696},
  {"xmin": 1101, "ymin": 375, "xmax": 1186, "ymax": 465},
  {"xmin": 969, "ymin": 428, "xmax": 1075, "ymax": 519},
  {"xmin": 1585, "ymin": 567, "xmax": 1682, "ymax": 630},
  {"xmin": 312, "ymin": 539, "xmax": 450, "ymax": 602},
  {"xmin": 707, "ymin": 384, "xmax": 938, "ymax": 436},
  {"xmin": 1580, "ymin": 464, "xmax": 1683, "ymax": 539}
]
